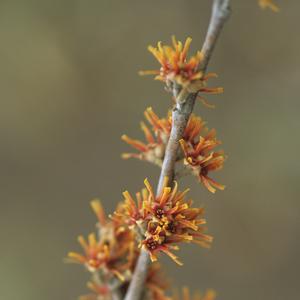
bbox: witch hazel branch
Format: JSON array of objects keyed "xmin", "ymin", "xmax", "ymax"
[{"xmin": 66, "ymin": 1, "xmax": 279, "ymax": 300}]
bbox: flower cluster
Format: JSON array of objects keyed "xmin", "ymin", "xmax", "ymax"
[
  {"xmin": 258, "ymin": 0, "xmax": 279, "ymax": 12},
  {"xmin": 67, "ymin": 200, "xmax": 135, "ymax": 280},
  {"xmin": 140, "ymin": 36, "xmax": 223, "ymax": 104},
  {"xmin": 68, "ymin": 199, "xmax": 172, "ymax": 300},
  {"xmin": 122, "ymin": 108, "xmax": 225, "ymax": 193},
  {"xmin": 119, "ymin": 178, "xmax": 212, "ymax": 265},
  {"xmin": 67, "ymin": 201, "xmax": 134, "ymax": 300}
]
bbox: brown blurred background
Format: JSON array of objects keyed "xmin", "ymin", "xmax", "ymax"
[{"xmin": 0, "ymin": 0, "xmax": 299, "ymax": 299}]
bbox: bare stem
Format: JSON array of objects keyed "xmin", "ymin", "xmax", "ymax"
[
  {"xmin": 200, "ymin": 0, "xmax": 231, "ymax": 72},
  {"xmin": 124, "ymin": 1, "xmax": 231, "ymax": 300},
  {"xmin": 123, "ymin": 248, "xmax": 150, "ymax": 300},
  {"xmin": 156, "ymin": 93, "xmax": 196, "ymax": 194}
]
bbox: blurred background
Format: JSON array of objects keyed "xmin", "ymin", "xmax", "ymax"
[{"xmin": 0, "ymin": 0, "xmax": 299, "ymax": 299}]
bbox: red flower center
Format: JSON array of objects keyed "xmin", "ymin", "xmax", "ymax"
[
  {"xmin": 155, "ymin": 207, "xmax": 165, "ymax": 219},
  {"xmin": 146, "ymin": 238, "xmax": 159, "ymax": 250}
]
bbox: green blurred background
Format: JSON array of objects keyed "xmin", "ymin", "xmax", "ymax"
[{"xmin": 1, "ymin": 0, "xmax": 299, "ymax": 299}]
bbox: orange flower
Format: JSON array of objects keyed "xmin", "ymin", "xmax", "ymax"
[
  {"xmin": 121, "ymin": 107, "xmax": 171, "ymax": 167},
  {"xmin": 71, "ymin": 199, "xmax": 172, "ymax": 300},
  {"xmin": 140, "ymin": 36, "xmax": 223, "ymax": 104},
  {"xmin": 258, "ymin": 0, "xmax": 279, "ymax": 12},
  {"xmin": 120, "ymin": 178, "xmax": 212, "ymax": 265},
  {"xmin": 122, "ymin": 108, "xmax": 225, "ymax": 193},
  {"xmin": 67, "ymin": 232, "xmax": 133, "ymax": 280},
  {"xmin": 68, "ymin": 233, "xmax": 107, "ymax": 271},
  {"xmin": 180, "ymin": 130, "xmax": 225, "ymax": 194},
  {"xmin": 122, "ymin": 107, "xmax": 207, "ymax": 166},
  {"xmin": 67, "ymin": 200, "xmax": 135, "ymax": 281},
  {"xmin": 173, "ymin": 287, "xmax": 216, "ymax": 300}
]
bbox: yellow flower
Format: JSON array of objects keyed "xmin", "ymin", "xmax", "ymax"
[
  {"xmin": 258, "ymin": 0, "xmax": 279, "ymax": 12},
  {"xmin": 120, "ymin": 178, "xmax": 212, "ymax": 265},
  {"xmin": 140, "ymin": 36, "xmax": 223, "ymax": 102}
]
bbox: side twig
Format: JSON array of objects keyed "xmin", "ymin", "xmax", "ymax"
[{"xmin": 124, "ymin": 2, "xmax": 231, "ymax": 300}]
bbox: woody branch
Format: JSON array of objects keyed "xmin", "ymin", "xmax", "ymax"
[{"xmin": 123, "ymin": 1, "xmax": 231, "ymax": 300}]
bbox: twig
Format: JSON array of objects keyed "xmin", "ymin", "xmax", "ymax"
[
  {"xmin": 156, "ymin": 93, "xmax": 196, "ymax": 194},
  {"xmin": 124, "ymin": 1, "xmax": 231, "ymax": 300},
  {"xmin": 200, "ymin": 0, "xmax": 231, "ymax": 72},
  {"xmin": 123, "ymin": 248, "xmax": 150, "ymax": 300}
]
